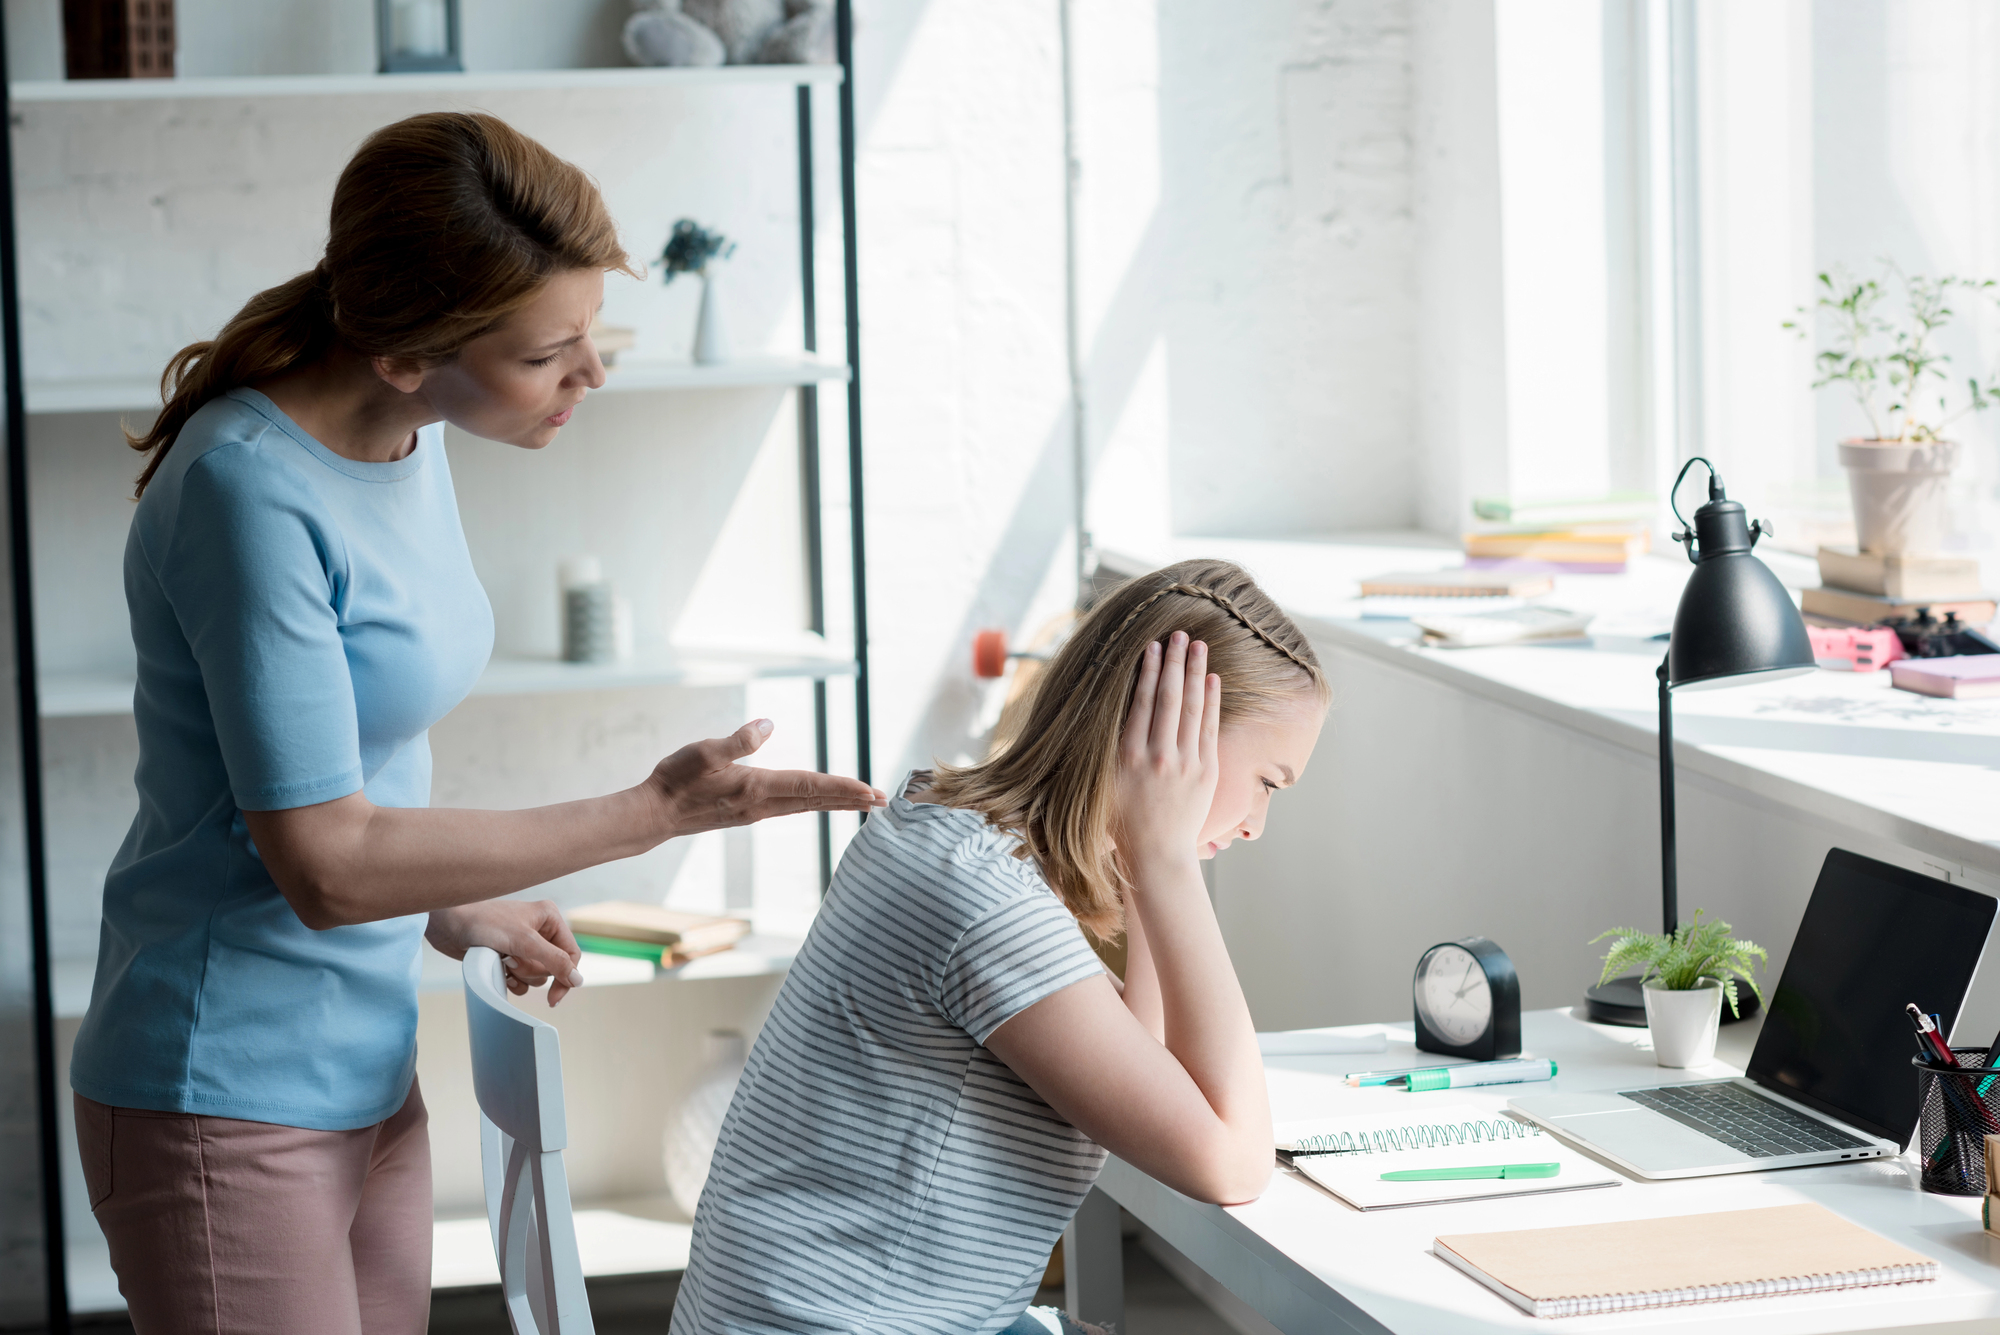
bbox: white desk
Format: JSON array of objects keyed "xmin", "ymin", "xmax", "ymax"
[{"xmin": 1068, "ymin": 1010, "xmax": 2000, "ymax": 1334}]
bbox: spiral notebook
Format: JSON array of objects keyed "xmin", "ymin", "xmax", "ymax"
[
  {"xmin": 1275, "ymin": 1104, "xmax": 1624, "ymax": 1209},
  {"xmin": 1434, "ymin": 1203, "xmax": 1936, "ymax": 1318}
]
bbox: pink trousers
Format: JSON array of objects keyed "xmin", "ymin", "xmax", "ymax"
[{"xmin": 74, "ymin": 1081, "xmax": 432, "ymax": 1335}]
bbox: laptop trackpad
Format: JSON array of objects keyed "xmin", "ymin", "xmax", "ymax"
[{"xmin": 1513, "ymin": 1093, "xmax": 1753, "ymax": 1172}]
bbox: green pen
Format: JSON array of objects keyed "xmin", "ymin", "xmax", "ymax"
[{"xmin": 1379, "ymin": 1163, "xmax": 1561, "ymax": 1182}]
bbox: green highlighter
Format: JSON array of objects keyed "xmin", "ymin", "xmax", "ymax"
[{"xmin": 1379, "ymin": 1163, "xmax": 1561, "ymax": 1182}]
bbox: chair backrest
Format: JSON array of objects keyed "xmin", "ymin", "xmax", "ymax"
[{"xmin": 463, "ymin": 947, "xmax": 595, "ymax": 1335}]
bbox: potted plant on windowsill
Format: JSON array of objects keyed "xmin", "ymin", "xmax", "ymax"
[
  {"xmin": 1789, "ymin": 267, "xmax": 2000, "ymax": 554},
  {"xmin": 1592, "ymin": 912, "xmax": 1767, "ymax": 1068}
]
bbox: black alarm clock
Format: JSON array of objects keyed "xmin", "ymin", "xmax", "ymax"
[{"xmin": 1413, "ymin": 937, "xmax": 1521, "ymax": 1061}]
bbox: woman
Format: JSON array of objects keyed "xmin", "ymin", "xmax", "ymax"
[
  {"xmin": 66, "ymin": 111, "xmax": 883, "ymax": 1335},
  {"xmin": 674, "ymin": 560, "xmax": 1327, "ymax": 1334}
]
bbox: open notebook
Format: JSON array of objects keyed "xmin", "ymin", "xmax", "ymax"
[
  {"xmin": 1434, "ymin": 1203, "xmax": 1936, "ymax": 1318},
  {"xmin": 1276, "ymin": 1104, "xmax": 1624, "ymax": 1210}
]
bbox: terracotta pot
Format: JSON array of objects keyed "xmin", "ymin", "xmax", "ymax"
[
  {"xmin": 1838, "ymin": 438, "xmax": 1957, "ymax": 555},
  {"xmin": 1643, "ymin": 978, "xmax": 1723, "ymax": 1068}
]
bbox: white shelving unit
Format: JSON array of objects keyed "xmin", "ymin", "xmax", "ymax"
[
  {"xmin": 10, "ymin": 64, "xmax": 843, "ymax": 103},
  {"xmin": 14, "ymin": 24, "xmax": 872, "ymax": 1325},
  {"xmin": 26, "ymin": 356, "xmax": 852, "ymax": 416}
]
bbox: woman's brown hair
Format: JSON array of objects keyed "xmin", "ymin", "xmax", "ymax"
[
  {"xmin": 127, "ymin": 111, "xmax": 638, "ymax": 496},
  {"xmin": 927, "ymin": 559, "xmax": 1329, "ymax": 939}
]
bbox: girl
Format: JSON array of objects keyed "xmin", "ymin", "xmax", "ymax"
[
  {"xmin": 675, "ymin": 558, "xmax": 1328, "ymax": 1334},
  {"xmin": 68, "ymin": 111, "xmax": 882, "ymax": 1335}
]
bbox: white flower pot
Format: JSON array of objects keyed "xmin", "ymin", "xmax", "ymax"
[
  {"xmin": 1839, "ymin": 438, "xmax": 1957, "ymax": 554},
  {"xmin": 694, "ymin": 268, "xmax": 730, "ymax": 365},
  {"xmin": 1643, "ymin": 979, "xmax": 1724, "ymax": 1068}
]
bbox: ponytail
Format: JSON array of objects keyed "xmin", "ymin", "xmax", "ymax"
[
  {"xmin": 126, "ymin": 112, "xmax": 636, "ymax": 497},
  {"xmin": 128, "ymin": 268, "xmax": 336, "ymax": 495}
]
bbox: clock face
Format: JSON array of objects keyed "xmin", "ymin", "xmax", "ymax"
[{"xmin": 1416, "ymin": 944, "xmax": 1492, "ymax": 1047}]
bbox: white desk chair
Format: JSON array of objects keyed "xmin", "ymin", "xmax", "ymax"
[{"xmin": 463, "ymin": 946, "xmax": 596, "ymax": 1335}]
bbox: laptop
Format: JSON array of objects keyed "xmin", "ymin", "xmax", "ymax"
[{"xmin": 1511, "ymin": 849, "xmax": 1997, "ymax": 1180}]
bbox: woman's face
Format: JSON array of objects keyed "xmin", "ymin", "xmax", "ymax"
[
  {"xmin": 1197, "ymin": 691, "xmax": 1325, "ymax": 860},
  {"xmin": 411, "ymin": 267, "xmax": 608, "ymax": 450}
]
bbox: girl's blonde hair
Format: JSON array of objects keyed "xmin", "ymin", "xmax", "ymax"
[
  {"xmin": 927, "ymin": 559, "xmax": 1328, "ymax": 939},
  {"xmin": 128, "ymin": 111, "xmax": 639, "ymax": 496}
]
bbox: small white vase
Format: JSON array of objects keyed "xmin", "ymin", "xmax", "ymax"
[
  {"xmin": 1643, "ymin": 979, "xmax": 1724, "ymax": 1068},
  {"xmin": 693, "ymin": 268, "xmax": 729, "ymax": 365}
]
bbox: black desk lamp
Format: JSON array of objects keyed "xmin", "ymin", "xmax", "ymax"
[{"xmin": 1583, "ymin": 459, "xmax": 1816, "ymax": 1026}]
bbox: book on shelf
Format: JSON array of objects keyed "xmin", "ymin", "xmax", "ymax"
[
  {"xmin": 1461, "ymin": 528, "xmax": 1649, "ymax": 565},
  {"xmin": 1462, "ymin": 557, "xmax": 1627, "ymax": 575},
  {"xmin": 1799, "ymin": 585, "xmax": 1996, "ymax": 627},
  {"xmin": 1889, "ymin": 655, "xmax": 2000, "ymax": 700},
  {"xmin": 568, "ymin": 901, "xmax": 750, "ymax": 966},
  {"xmin": 1434, "ymin": 1203, "xmax": 1935, "ymax": 1319},
  {"xmin": 1469, "ymin": 492, "xmax": 1655, "ymax": 527},
  {"xmin": 1358, "ymin": 569, "xmax": 1553, "ymax": 599},
  {"xmin": 1815, "ymin": 546, "xmax": 1983, "ymax": 600},
  {"xmin": 1411, "ymin": 605, "xmax": 1594, "ymax": 648}
]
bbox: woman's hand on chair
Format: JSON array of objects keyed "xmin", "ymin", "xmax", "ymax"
[
  {"xmin": 426, "ymin": 899, "xmax": 585, "ymax": 1005},
  {"xmin": 645, "ymin": 719, "xmax": 887, "ymax": 839}
]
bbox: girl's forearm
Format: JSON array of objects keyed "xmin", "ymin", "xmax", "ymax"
[
  {"xmin": 1120, "ymin": 891, "xmax": 1166, "ymax": 1042},
  {"xmin": 1125, "ymin": 851, "xmax": 1270, "ymax": 1137}
]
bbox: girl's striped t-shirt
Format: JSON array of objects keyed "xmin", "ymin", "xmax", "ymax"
[{"xmin": 672, "ymin": 777, "xmax": 1110, "ymax": 1334}]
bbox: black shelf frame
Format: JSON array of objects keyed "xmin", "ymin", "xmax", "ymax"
[{"xmin": 0, "ymin": 4, "xmax": 869, "ymax": 1325}]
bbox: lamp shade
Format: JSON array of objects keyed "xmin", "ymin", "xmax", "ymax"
[{"xmin": 1666, "ymin": 494, "xmax": 1816, "ymax": 689}]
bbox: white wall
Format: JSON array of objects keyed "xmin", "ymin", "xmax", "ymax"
[
  {"xmin": 874, "ymin": 0, "xmax": 1425, "ymax": 776},
  {"xmin": 4, "ymin": 0, "xmax": 628, "ymax": 79}
]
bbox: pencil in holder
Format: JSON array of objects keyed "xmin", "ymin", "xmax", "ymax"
[{"xmin": 1913, "ymin": 1047, "xmax": 2000, "ymax": 1196}]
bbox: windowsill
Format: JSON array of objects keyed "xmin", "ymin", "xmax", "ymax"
[{"xmin": 1168, "ymin": 533, "xmax": 2000, "ymax": 879}]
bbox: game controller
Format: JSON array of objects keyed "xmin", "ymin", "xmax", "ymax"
[{"xmin": 1807, "ymin": 625, "xmax": 1905, "ymax": 672}]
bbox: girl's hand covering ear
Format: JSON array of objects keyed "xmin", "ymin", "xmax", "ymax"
[
  {"xmin": 426, "ymin": 899, "xmax": 585, "ymax": 1005},
  {"xmin": 1114, "ymin": 632, "xmax": 1221, "ymax": 870},
  {"xmin": 648, "ymin": 719, "xmax": 887, "ymax": 839}
]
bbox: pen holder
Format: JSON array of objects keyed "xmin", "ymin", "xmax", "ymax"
[{"xmin": 1913, "ymin": 1048, "xmax": 2000, "ymax": 1196}]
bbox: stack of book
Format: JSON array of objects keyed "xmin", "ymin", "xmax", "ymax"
[
  {"xmin": 1800, "ymin": 547, "xmax": 1993, "ymax": 628},
  {"xmin": 567, "ymin": 901, "xmax": 751, "ymax": 967},
  {"xmin": 1466, "ymin": 493, "xmax": 1653, "ymax": 575}
]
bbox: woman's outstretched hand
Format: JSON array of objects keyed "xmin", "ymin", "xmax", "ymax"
[
  {"xmin": 1115, "ymin": 632, "xmax": 1220, "ymax": 870},
  {"xmin": 649, "ymin": 719, "xmax": 887, "ymax": 838},
  {"xmin": 426, "ymin": 898, "xmax": 584, "ymax": 1005}
]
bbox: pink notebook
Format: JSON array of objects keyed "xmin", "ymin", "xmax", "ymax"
[{"xmin": 1890, "ymin": 654, "xmax": 2000, "ymax": 699}]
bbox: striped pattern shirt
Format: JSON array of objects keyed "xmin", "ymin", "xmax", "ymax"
[{"xmin": 672, "ymin": 778, "xmax": 1109, "ymax": 1334}]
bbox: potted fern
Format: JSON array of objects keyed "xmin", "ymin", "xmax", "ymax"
[{"xmin": 1592, "ymin": 912, "xmax": 1768, "ymax": 1068}]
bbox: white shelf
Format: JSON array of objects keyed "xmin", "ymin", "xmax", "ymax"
[
  {"xmin": 39, "ymin": 646, "xmax": 856, "ymax": 719},
  {"xmin": 26, "ymin": 358, "xmax": 850, "ymax": 415},
  {"xmin": 12, "ymin": 64, "xmax": 842, "ymax": 105},
  {"xmin": 57, "ymin": 933, "xmax": 800, "ymax": 1019}
]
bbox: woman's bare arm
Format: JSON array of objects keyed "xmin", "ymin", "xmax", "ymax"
[{"xmin": 246, "ymin": 719, "xmax": 883, "ymax": 932}]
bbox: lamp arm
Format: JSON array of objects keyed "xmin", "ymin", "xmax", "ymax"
[{"xmin": 1658, "ymin": 655, "xmax": 1678, "ymax": 937}]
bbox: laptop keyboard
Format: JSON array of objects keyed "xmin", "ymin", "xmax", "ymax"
[{"xmin": 1620, "ymin": 1081, "xmax": 1873, "ymax": 1158}]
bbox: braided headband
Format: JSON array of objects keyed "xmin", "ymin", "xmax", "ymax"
[{"xmin": 1091, "ymin": 582, "xmax": 1317, "ymax": 676}]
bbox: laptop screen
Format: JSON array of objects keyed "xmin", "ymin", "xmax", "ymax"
[{"xmin": 1749, "ymin": 848, "xmax": 1996, "ymax": 1144}]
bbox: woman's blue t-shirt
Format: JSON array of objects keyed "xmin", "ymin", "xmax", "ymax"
[{"xmin": 69, "ymin": 388, "xmax": 494, "ymax": 1131}]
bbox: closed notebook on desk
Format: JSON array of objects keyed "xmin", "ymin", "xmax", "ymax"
[
  {"xmin": 1434, "ymin": 1203, "xmax": 1936, "ymax": 1319},
  {"xmin": 1277, "ymin": 1104, "xmax": 1623, "ymax": 1210}
]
